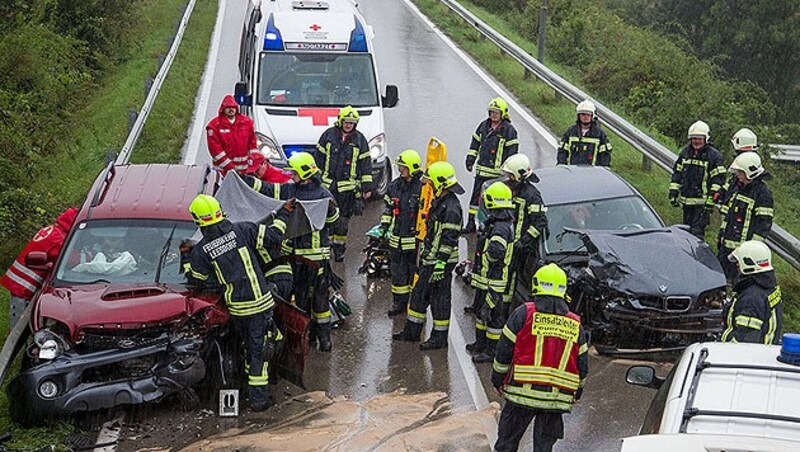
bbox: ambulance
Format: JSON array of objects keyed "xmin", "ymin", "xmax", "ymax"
[{"xmin": 236, "ymin": 0, "xmax": 398, "ymax": 195}]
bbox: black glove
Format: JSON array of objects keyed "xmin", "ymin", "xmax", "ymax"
[
  {"xmin": 179, "ymin": 238, "xmax": 196, "ymax": 254},
  {"xmin": 575, "ymin": 387, "xmax": 583, "ymax": 401},
  {"xmin": 353, "ymin": 198, "xmax": 365, "ymax": 216},
  {"xmin": 668, "ymin": 189, "xmax": 679, "ymax": 207},
  {"xmin": 466, "ymin": 156, "xmax": 476, "ymax": 172},
  {"xmin": 491, "ymin": 371, "xmax": 505, "ymax": 390}
]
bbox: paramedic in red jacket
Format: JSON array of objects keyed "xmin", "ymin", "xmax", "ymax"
[
  {"xmin": 1, "ymin": 207, "xmax": 78, "ymax": 329},
  {"xmin": 206, "ymin": 95, "xmax": 258, "ymax": 174}
]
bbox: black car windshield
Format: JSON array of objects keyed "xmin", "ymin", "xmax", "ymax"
[
  {"xmin": 256, "ymin": 52, "xmax": 379, "ymax": 107},
  {"xmin": 545, "ymin": 196, "xmax": 663, "ymax": 254},
  {"xmin": 54, "ymin": 219, "xmax": 198, "ymax": 285}
]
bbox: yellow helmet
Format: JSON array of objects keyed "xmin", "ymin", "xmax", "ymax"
[
  {"xmin": 488, "ymin": 97, "xmax": 510, "ymax": 120},
  {"xmin": 336, "ymin": 105, "xmax": 360, "ymax": 127},
  {"xmin": 288, "ymin": 152, "xmax": 319, "ymax": 180},
  {"xmin": 731, "ymin": 128, "xmax": 758, "ymax": 151},
  {"xmin": 189, "ymin": 194, "xmax": 225, "ymax": 227},
  {"xmin": 730, "ymin": 240, "xmax": 773, "ymax": 275},
  {"xmin": 531, "ymin": 263, "xmax": 568, "ymax": 298},
  {"xmin": 483, "ymin": 181, "xmax": 513, "ymax": 210},
  {"xmin": 396, "ymin": 149, "xmax": 422, "ymax": 174},
  {"xmin": 424, "ymin": 161, "xmax": 460, "ymax": 196}
]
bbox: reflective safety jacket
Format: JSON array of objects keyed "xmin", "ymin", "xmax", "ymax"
[
  {"xmin": 669, "ymin": 144, "xmax": 726, "ymax": 206},
  {"xmin": 718, "ymin": 174, "xmax": 773, "ymax": 251},
  {"xmin": 466, "ymin": 119, "xmax": 519, "ymax": 178},
  {"xmin": 315, "ymin": 126, "xmax": 372, "ymax": 195},
  {"xmin": 509, "ymin": 177, "xmax": 548, "ymax": 252},
  {"xmin": 206, "ymin": 95, "xmax": 257, "ymax": 174},
  {"xmin": 1, "ymin": 208, "xmax": 78, "ymax": 299},
  {"xmin": 471, "ymin": 213, "xmax": 515, "ymax": 304},
  {"xmin": 557, "ymin": 120, "xmax": 612, "ymax": 166},
  {"xmin": 721, "ymin": 272, "xmax": 782, "ymax": 345},
  {"xmin": 184, "ymin": 215, "xmax": 288, "ymax": 317},
  {"xmin": 492, "ymin": 297, "xmax": 589, "ymax": 412},
  {"xmin": 380, "ymin": 174, "xmax": 423, "ymax": 252},
  {"xmin": 419, "ymin": 191, "xmax": 462, "ymax": 266},
  {"xmin": 280, "ymin": 177, "xmax": 340, "ymax": 262},
  {"xmin": 240, "ymin": 175, "xmax": 293, "ymax": 280}
]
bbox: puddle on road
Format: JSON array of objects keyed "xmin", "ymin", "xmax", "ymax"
[{"xmin": 180, "ymin": 391, "xmax": 497, "ymax": 451}]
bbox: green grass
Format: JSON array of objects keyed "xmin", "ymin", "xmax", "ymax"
[
  {"xmin": 0, "ymin": 0, "xmax": 217, "ymax": 447},
  {"xmin": 411, "ymin": 0, "xmax": 800, "ymax": 330}
]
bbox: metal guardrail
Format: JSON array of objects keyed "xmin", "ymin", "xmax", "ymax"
[
  {"xmin": 438, "ymin": 0, "xmax": 800, "ymax": 271},
  {"xmin": 116, "ymin": 0, "xmax": 198, "ymax": 165},
  {"xmin": 772, "ymin": 144, "xmax": 800, "ymax": 163}
]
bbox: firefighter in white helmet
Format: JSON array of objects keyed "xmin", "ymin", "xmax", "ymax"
[
  {"xmin": 668, "ymin": 120, "xmax": 726, "ymax": 238},
  {"xmin": 557, "ymin": 100, "xmax": 612, "ymax": 166},
  {"xmin": 718, "ymin": 128, "xmax": 759, "ymax": 204}
]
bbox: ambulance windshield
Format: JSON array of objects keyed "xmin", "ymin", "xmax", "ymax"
[{"xmin": 257, "ymin": 52, "xmax": 379, "ymax": 107}]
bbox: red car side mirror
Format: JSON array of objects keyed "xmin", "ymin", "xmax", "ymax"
[{"xmin": 25, "ymin": 251, "xmax": 52, "ymax": 271}]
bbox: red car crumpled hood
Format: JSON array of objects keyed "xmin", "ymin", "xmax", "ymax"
[{"xmin": 35, "ymin": 284, "xmax": 222, "ymax": 340}]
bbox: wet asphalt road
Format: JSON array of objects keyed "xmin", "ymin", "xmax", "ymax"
[{"xmin": 174, "ymin": 0, "xmax": 672, "ymax": 450}]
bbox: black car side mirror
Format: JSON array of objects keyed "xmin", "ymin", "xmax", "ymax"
[
  {"xmin": 26, "ymin": 251, "xmax": 52, "ymax": 271},
  {"xmin": 626, "ymin": 365, "xmax": 664, "ymax": 389},
  {"xmin": 382, "ymin": 85, "xmax": 398, "ymax": 108},
  {"xmin": 235, "ymin": 82, "xmax": 252, "ymax": 107}
]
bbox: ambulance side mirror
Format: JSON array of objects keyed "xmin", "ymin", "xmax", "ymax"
[
  {"xmin": 26, "ymin": 251, "xmax": 52, "ymax": 271},
  {"xmin": 235, "ymin": 82, "xmax": 252, "ymax": 107},
  {"xmin": 382, "ymin": 85, "xmax": 398, "ymax": 108}
]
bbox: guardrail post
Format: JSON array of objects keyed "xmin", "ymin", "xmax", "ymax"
[
  {"xmin": 145, "ymin": 77, "xmax": 154, "ymax": 98},
  {"xmin": 157, "ymin": 54, "xmax": 166, "ymax": 71},
  {"xmin": 641, "ymin": 154, "xmax": 652, "ymax": 172},
  {"xmin": 127, "ymin": 110, "xmax": 138, "ymax": 134}
]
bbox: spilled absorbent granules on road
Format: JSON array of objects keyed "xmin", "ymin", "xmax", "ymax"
[{"xmin": 182, "ymin": 391, "xmax": 498, "ymax": 451}]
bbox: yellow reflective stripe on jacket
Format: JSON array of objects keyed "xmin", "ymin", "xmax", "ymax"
[
  {"xmin": 734, "ymin": 315, "xmax": 763, "ymax": 330},
  {"xmin": 493, "ymin": 359, "xmax": 510, "ymax": 374},
  {"xmin": 503, "ymin": 325, "xmax": 518, "ymax": 343},
  {"xmin": 502, "ymin": 385, "xmax": 575, "ymax": 411}
]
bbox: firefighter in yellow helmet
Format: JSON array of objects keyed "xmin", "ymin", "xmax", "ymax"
[
  {"xmin": 183, "ymin": 194, "xmax": 293, "ymax": 411},
  {"xmin": 381, "ymin": 150, "xmax": 424, "ymax": 316},
  {"xmin": 668, "ymin": 120, "xmax": 726, "ymax": 238},
  {"xmin": 463, "ymin": 98, "xmax": 519, "ymax": 233},
  {"xmin": 557, "ymin": 100, "xmax": 612, "ymax": 167},
  {"xmin": 492, "ymin": 263, "xmax": 589, "ymax": 452},
  {"xmin": 393, "ymin": 161, "xmax": 464, "ymax": 350},
  {"xmin": 315, "ymin": 106, "xmax": 372, "ymax": 261}
]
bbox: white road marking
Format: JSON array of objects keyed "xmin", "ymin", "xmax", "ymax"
[
  {"xmin": 399, "ymin": 0, "xmax": 559, "ymax": 150},
  {"xmin": 183, "ymin": 0, "xmax": 229, "ymax": 165}
]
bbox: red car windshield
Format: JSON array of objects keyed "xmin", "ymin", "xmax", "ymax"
[{"xmin": 54, "ymin": 219, "xmax": 198, "ymax": 285}]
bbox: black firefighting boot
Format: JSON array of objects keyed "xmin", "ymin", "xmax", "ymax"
[
  {"xmin": 464, "ymin": 291, "xmax": 481, "ymax": 315},
  {"xmin": 419, "ymin": 330, "xmax": 448, "ymax": 351},
  {"xmin": 387, "ymin": 297, "xmax": 407, "ymax": 317},
  {"xmin": 392, "ymin": 321, "xmax": 423, "ymax": 342},
  {"xmin": 465, "ymin": 328, "xmax": 486, "ymax": 354},
  {"xmin": 308, "ymin": 322, "xmax": 318, "ymax": 347},
  {"xmin": 472, "ymin": 337, "xmax": 497, "ymax": 363},
  {"xmin": 461, "ymin": 214, "xmax": 476, "ymax": 234},
  {"xmin": 317, "ymin": 323, "xmax": 332, "ymax": 353},
  {"xmin": 333, "ymin": 244, "xmax": 346, "ymax": 262}
]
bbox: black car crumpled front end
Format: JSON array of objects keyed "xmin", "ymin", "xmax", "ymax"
[
  {"xmin": 570, "ymin": 226, "xmax": 727, "ymax": 355},
  {"xmin": 7, "ymin": 331, "xmax": 206, "ymax": 426}
]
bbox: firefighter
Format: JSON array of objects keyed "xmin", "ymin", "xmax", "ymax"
[
  {"xmin": 393, "ymin": 162, "xmax": 463, "ymax": 350},
  {"xmin": 183, "ymin": 194, "xmax": 292, "ymax": 411},
  {"xmin": 557, "ymin": 100, "xmax": 612, "ymax": 167},
  {"xmin": 463, "ymin": 97, "xmax": 519, "ymax": 233},
  {"xmin": 283, "ymin": 152, "xmax": 340, "ymax": 352},
  {"xmin": 315, "ymin": 105, "xmax": 372, "ymax": 261},
  {"xmin": 206, "ymin": 95, "xmax": 257, "ymax": 175},
  {"xmin": 718, "ymin": 128, "xmax": 759, "ymax": 203},
  {"xmin": 502, "ymin": 153, "xmax": 548, "ymax": 287},
  {"xmin": 668, "ymin": 121, "xmax": 726, "ymax": 238},
  {"xmin": 491, "ymin": 263, "xmax": 589, "ymax": 452},
  {"xmin": 1, "ymin": 207, "xmax": 78, "ymax": 330},
  {"xmin": 717, "ymin": 151, "xmax": 774, "ymax": 281},
  {"xmin": 381, "ymin": 150, "xmax": 423, "ymax": 317},
  {"xmin": 721, "ymin": 240, "xmax": 782, "ymax": 344},
  {"xmin": 467, "ymin": 182, "xmax": 516, "ymax": 364}
]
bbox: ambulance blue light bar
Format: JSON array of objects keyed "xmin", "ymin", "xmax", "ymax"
[
  {"xmin": 264, "ymin": 14, "xmax": 284, "ymax": 51},
  {"xmin": 348, "ymin": 17, "xmax": 367, "ymax": 52}
]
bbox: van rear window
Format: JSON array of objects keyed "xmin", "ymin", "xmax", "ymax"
[{"xmin": 257, "ymin": 52, "xmax": 379, "ymax": 107}]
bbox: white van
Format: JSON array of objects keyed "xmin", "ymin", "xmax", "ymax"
[{"xmin": 236, "ymin": 0, "xmax": 398, "ymax": 195}]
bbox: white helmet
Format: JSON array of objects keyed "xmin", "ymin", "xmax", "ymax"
[
  {"xmin": 731, "ymin": 128, "xmax": 758, "ymax": 151},
  {"xmin": 687, "ymin": 121, "xmax": 710, "ymax": 140},
  {"xmin": 729, "ymin": 240, "xmax": 773, "ymax": 275},
  {"xmin": 501, "ymin": 154, "xmax": 532, "ymax": 181},
  {"xmin": 576, "ymin": 100, "xmax": 596, "ymax": 116},
  {"xmin": 729, "ymin": 151, "xmax": 764, "ymax": 180}
]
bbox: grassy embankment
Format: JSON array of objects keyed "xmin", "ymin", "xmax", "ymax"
[
  {"xmin": 411, "ymin": 0, "xmax": 800, "ymax": 330},
  {"xmin": 0, "ymin": 0, "xmax": 217, "ymax": 447}
]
